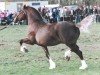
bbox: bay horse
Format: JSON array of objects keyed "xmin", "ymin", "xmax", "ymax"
[{"xmin": 14, "ymin": 5, "xmax": 95, "ymax": 70}]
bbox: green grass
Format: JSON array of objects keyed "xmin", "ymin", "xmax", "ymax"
[{"xmin": 0, "ymin": 23, "xmax": 100, "ymax": 75}]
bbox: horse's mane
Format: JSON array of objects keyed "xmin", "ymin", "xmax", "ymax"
[{"xmin": 25, "ymin": 6, "xmax": 46, "ymax": 24}]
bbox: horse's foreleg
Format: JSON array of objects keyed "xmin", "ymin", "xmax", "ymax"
[
  {"xmin": 42, "ymin": 46, "xmax": 56, "ymax": 69},
  {"xmin": 20, "ymin": 38, "xmax": 34, "ymax": 52},
  {"xmin": 67, "ymin": 44, "xmax": 88, "ymax": 70}
]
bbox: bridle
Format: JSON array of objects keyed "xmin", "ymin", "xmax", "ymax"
[{"xmin": 13, "ymin": 10, "xmax": 26, "ymax": 23}]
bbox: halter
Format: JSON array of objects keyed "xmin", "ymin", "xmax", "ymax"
[{"xmin": 13, "ymin": 10, "xmax": 26, "ymax": 22}]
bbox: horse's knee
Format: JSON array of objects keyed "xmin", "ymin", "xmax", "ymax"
[{"xmin": 19, "ymin": 38, "xmax": 35, "ymax": 45}]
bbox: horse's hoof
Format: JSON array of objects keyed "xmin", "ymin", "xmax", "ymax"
[
  {"xmin": 24, "ymin": 48, "xmax": 28, "ymax": 53},
  {"xmin": 79, "ymin": 64, "xmax": 88, "ymax": 70},
  {"xmin": 66, "ymin": 56, "xmax": 70, "ymax": 61},
  {"xmin": 20, "ymin": 46, "xmax": 28, "ymax": 53},
  {"xmin": 49, "ymin": 66, "xmax": 56, "ymax": 69},
  {"xmin": 49, "ymin": 62, "xmax": 56, "ymax": 69},
  {"xmin": 64, "ymin": 50, "xmax": 71, "ymax": 61}
]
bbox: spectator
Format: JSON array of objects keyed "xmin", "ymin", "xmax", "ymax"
[{"xmin": 75, "ymin": 7, "xmax": 83, "ymax": 23}]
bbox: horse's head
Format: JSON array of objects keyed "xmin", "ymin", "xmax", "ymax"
[
  {"xmin": 14, "ymin": 5, "xmax": 45, "ymax": 24},
  {"xmin": 13, "ymin": 6, "xmax": 27, "ymax": 23}
]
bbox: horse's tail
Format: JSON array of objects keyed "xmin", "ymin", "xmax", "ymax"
[{"xmin": 76, "ymin": 14, "xmax": 96, "ymax": 33}]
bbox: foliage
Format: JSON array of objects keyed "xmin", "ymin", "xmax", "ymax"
[{"xmin": 48, "ymin": 0, "xmax": 100, "ymax": 5}]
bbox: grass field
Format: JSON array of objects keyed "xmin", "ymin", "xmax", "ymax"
[{"xmin": 0, "ymin": 23, "xmax": 100, "ymax": 75}]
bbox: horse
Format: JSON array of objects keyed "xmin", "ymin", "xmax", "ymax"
[{"xmin": 13, "ymin": 5, "xmax": 95, "ymax": 70}]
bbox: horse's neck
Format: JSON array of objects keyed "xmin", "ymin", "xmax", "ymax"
[
  {"xmin": 27, "ymin": 17, "xmax": 39, "ymax": 32},
  {"xmin": 28, "ymin": 24, "xmax": 39, "ymax": 33},
  {"xmin": 27, "ymin": 13, "xmax": 45, "ymax": 32}
]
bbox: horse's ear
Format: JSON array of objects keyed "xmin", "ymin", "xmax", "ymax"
[{"xmin": 23, "ymin": 5, "xmax": 27, "ymax": 9}]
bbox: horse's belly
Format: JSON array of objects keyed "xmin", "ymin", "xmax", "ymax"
[
  {"xmin": 36, "ymin": 34, "xmax": 60, "ymax": 46},
  {"xmin": 41, "ymin": 40, "xmax": 60, "ymax": 46},
  {"xmin": 46, "ymin": 39, "xmax": 60, "ymax": 46}
]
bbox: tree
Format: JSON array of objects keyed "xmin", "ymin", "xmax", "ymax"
[{"xmin": 48, "ymin": 0, "xmax": 100, "ymax": 6}]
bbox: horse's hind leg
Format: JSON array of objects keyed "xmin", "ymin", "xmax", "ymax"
[
  {"xmin": 67, "ymin": 43, "xmax": 88, "ymax": 70},
  {"xmin": 20, "ymin": 38, "xmax": 34, "ymax": 52},
  {"xmin": 64, "ymin": 49, "xmax": 72, "ymax": 61},
  {"xmin": 42, "ymin": 46, "xmax": 56, "ymax": 69}
]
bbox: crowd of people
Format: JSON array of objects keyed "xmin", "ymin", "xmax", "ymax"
[
  {"xmin": 0, "ymin": 5, "xmax": 100, "ymax": 25},
  {"xmin": 0, "ymin": 10, "xmax": 14, "ymax": 25},
  {"xmin": 38, "ymin": 5, "xmax": 100, "ymax": 23}
]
